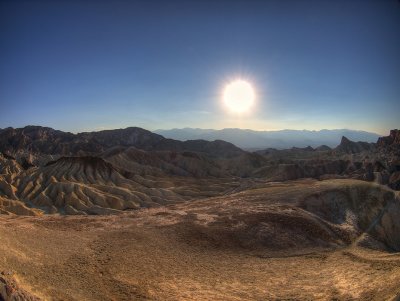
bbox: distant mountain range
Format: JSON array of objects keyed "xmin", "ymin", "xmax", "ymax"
[
  {"xmin": 154, "ymin": 128, "xmax": 381, "ymax": 150},
  {"xmin": 0, "ymin": 126, "xmax": 243, "ymax": 158}
]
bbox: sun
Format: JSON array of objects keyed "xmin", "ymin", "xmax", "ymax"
[{"xmin": 223, "ymin": 80, "xmax": 255, "ymax": 113}]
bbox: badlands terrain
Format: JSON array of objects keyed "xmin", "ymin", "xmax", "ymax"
[{"xmin": 0, "ymin": 126, "xmax": 400, "ymax": 300}]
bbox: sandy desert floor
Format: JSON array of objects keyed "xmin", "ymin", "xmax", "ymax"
[{"xmin": 1, "ymin": 179, "xmax": 400, "ymax": 301}]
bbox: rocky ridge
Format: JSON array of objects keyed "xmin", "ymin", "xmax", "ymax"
[
  {"xmin": 0, "ymin": 127, "xmax": 399, "ymax": 216},
  {"xmin": 0, "ymin": 126, "xmax": 244, "ymax": 158}
]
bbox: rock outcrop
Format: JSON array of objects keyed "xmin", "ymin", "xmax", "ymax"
[
  {"xmin": 0, "ymin": 126, "xmax": 244, "ymax": 159},
  {"xmin": 315, "ymin": 145, "xmax": 331, "ymax": 151},
  {"xmin": 335, "ymin": 136, "xmax": 375, "ymax": 153},
  {"xmin": 0, "ymin": 271, "xmax": 41, "ymax": 301},
  {"xmin": 377, "ymin": 129, "xmax": 400, "ymax": 148}
]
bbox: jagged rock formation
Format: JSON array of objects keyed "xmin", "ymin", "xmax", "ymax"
[
  {"xmin": 0, "ymin": 126, "xmax": 399, "ymax": 300},
  {"xmin": 335, "ymin": 136, "xmax": 375, "ymax": 154},
  {"xmin": 0, "ymin": 126, "xmax": 244, "ymax": 158},
  {"xmin": 0, "ymin": 127, "xmax": 400, "ymax": 216},
  {"xmin": 374, "ymin": 130, "xmax": 400, "ymax": 190},
  {"xmin": 254, "ymin": 132, "xmax": 400, "ymax": 191},
  {"xmin": 0, "ymin": 126, "xmax": 251, "ymax": 215},
  {"xmin": 378, "ymin": 129, "xmax": 400, "ymax": 148}
]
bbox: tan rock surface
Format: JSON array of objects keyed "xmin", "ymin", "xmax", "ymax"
[{"xmin": 0, "ymin": 179, "xmax": 399, "ymax": 300}]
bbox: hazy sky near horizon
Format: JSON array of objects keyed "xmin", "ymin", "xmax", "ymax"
[{"xmin": 0, "ymin": 0, "xmax": 399, "ymax": 134}]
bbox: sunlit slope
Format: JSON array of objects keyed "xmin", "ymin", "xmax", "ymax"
[
  {"xmin": 0, "ymin": 154, "xmax": 240, "ymax": 215},
  {"xmin": 0, "ymin": 155, "xmax": 184, "ymax": 215},
  {"xmin": 153, "ymin": 179, "xmax": 400, "ymax": 253},
  {"xmin": 0, "ymin": 179, "xmax": 399, "ymax": 300}
]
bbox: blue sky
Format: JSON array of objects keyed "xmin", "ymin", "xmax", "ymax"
[{"xmin": 0, "ymin": 0, "xmax": 399, "ymax": 134}]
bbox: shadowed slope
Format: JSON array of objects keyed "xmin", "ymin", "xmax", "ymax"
[
  {"xmin": 0, "ymin": 126, "xmax": 245, "ymax": 158},
  {"xmin": 0, "ymin": 179, "xmax": 399, "ymax": 300},
  {"xmin": 167, "ymin": 179, "xmax": 400, "ymax": 253}
]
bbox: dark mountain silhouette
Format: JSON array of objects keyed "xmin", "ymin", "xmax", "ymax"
[
  {"xmin": 155, "ymin": 128, "xmax": 380, "ymax": 149},
  {"xmin": 334, "ymin": 136, "xmax": 375, "ymax": 154},
  {"xmin": 378, "ymin": 129, "xmax": 400, "ymax": 149},
  {"xmin": 0, "ymin": 126, "xmax": 244, "ymax": 158}
]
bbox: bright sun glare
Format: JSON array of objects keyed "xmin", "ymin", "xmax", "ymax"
[{"xmin": 223, "ymin": 80, "xmax": 255, "ymax": 113}]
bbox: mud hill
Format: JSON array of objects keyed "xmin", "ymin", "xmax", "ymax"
[
  {"xmin": 0, "ymin": 153, "xmax": 244, "ymax": 216},
  {"xmin": 0, "ymin": 127, "xmax": 399, "ymax": 216},
  {"xmin": 0, "ymin": 126, "xmax": 399, "ymax": 300}
]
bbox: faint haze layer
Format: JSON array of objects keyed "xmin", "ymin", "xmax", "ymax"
[
  {"xmin": 155, "ymin": 128, "xmax": 380, "ymax": 149},
  {"xmin": 0, "ymin": 0, "xmax": 399, "ymax": 133}
]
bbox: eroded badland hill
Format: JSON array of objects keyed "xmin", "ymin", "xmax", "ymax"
[{"xmin": 0, "ymin": 127, "xmax": 400, "ymax": 300}]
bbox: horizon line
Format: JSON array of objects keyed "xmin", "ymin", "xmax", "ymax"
[{"xmin": 0, "ymin": 124, "xmax": 390, "ymax": 136}]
